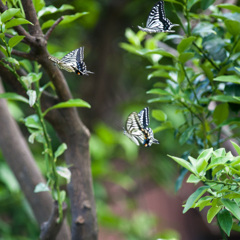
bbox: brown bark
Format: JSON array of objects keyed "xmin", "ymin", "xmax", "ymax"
[
  {"xmin": 0, "ymin": 0, "xmax": 98, "ymax": 239},
  {"xmin": 0, "ymin": 80, "xmax": 71, "ymax": 240}
]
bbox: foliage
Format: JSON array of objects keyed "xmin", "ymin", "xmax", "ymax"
[{"xmin": 122, "ymin": 0, "xmax": 240, "ymax": 238}]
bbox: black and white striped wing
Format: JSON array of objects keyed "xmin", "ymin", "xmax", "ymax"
[
  {"xmin": 138, "ymin": 107, "xmax": 150, "ymax": 128},
  {"xmin": 146, "ymin": 127, "xmax": 159, "ymax": 146},
  {"xmin": 123, "ymin": 112, "xmax": 145, "ymax": 145},
  {"xmin": 138, "ymin": 0, "xmax": 179, "ymax": 33},
  {"xmin": 48, "ymin": 56, "xmax": 75, "ymax": 73},
  {"xmin": 60, "ymin": 48, "xmax": 80, "ymax": 69}
]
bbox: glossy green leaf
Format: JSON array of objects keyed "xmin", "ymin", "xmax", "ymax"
[
  {"xmin": 41, "ymin": 12, "xmax": 88, "ymax": 29},
  {"xmin": 34, "ymin": 182, "xmax": 49, "ymax": 193},
  {"xmin": 201, "ymin": 0, "xmax": 215, "ymax": 10},
  {"xmin": 177, "ymin": 36, "xmax": 196, "ymax": 53},
  {"xmin": 187, "ymin": 174, "xmax": 200, "ymax": 184},
  {"xmin": 54, "ymin": 143, "xmax": 67, "ymax": 159},
  {"xmin": 213, "ymin": 103, "xmax": 229, "ymax": 125},
  {"xmin": 214, "ymin": 76, "xmax": 240, "ymax": 84},
  {"xmin": 56, "ymin": 167, "xmax": 71, "ymax": 184},
  {"xmin": 26, "ymin": 90, "xmax": 36, "ymax": 107},
  {"xmin": 146, "ymin": 88, "xmax": 171, "ymax": 95},
  {"xmin": 125, "ymin": 28, "xmax": 140, "ymax": 46},
  {"xmin": 217, "ymin": 4, "xmax": 240, "ymax": 13},
  {"xmin": 28, "ymin": 130, "xmax": 43, "ymax": 144},
  {"xmin": 0, "ymin": 45, "xmax": 7, "ymax": 56},
  {"xmin": 60, "ymin": 190, "xmax": 66, "ymax": 203},
  {"xmin": 24, "ymin": 115, "xmax": 42, "ymax": 129},
  {"xmin": 0, "ymin": 92, "xmax": 28, "ymax": 103},
  {"xmin": 207, "ymin": 205, "xmax": 221, "ymax": 223},
  {"xmin": 152, "ymin": 109, "xmax": 167, "ymax": 122},
  {"xmin": 225, "ymin": 20, "xmax": 240, "ymax": 36},
  {"xmin": 179, "ymin": 52, "xmax": 194, "ymax": 64},
  {"xmin": 32, "ymin": 0, "xmax": 45, "ymax": 13},
  {"xmin": 206, "ymin": 157, "xmax": 229, "ymax": 170},
  {"xmin": 137, "ymin": 48, "xmax": 176, "ymax": 58},
  {"xmin": 187, "ymin": 0, "xmax": 200, "ymax": 10},
  {"xmin": 210, "ymin": 95, "xmax": 240, "ymax": 104},
  {"xmin": 196, "ymin": 148, "xmax": 213, "ymax": 173},
  {"xmin": 168, "ymin": 155, "xmax": 194, "ymax": 173},
  {"xmin": 195, "ymin": 196, "xmax": 213, "ymax": 211},
  {"xmin": 5, "ymin": 18, "xmax": 33, "ymax": 29},
  {"xmin": 231, "ymin": 141, "xmax": 240, "ymax": 156},
  {"xmin": 148, "ymin": 70, "xmax": 171, "ymax": 80},
  {"xmin": 8, "ymin": 35, "xmax": 25, "ymax": 48},
  {"xmin": 147, "ymin": 96, "xmax": 173, "ymax": 103},
  {"xmin": 1, "ymin": 8, "xmax": 20, "ymax": 23},
  {"xmin": 179, "ymin": 126, "xmax": 196, "ymax": 145},
  {"xmin": 43, "ymin": 98, "xmax": 91, "ymax": 116},
  {"xmin": 222, "ymin": 199, "xmax": 240, "ymax": 221},
  {"xmin": 38, "ymin": 4, "xmax": 74, "ymax": 18},
  {"xmin": 183, "ymin": 186, "xmax": 210, "ymax": 213},
  {"xmin": 218, "ymin": 209, "xmax": 232, "ymax": 236}
]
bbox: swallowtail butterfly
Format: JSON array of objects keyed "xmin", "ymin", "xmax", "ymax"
[
  {"xmin": 138, "ymin": 0, "xmax": 179, "ymax": 34},
  {"xmin": 48, "ymin": 47, "xmax": 94, "ymax": 76},
  {"xmin": 123, "ymin": 107, "xmax": 159, "ymax": 147}
]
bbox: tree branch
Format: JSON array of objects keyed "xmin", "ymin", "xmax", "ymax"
[
  {"xmin": 40, "ymin": 201, "xmax": 68, "ymax": 240},
  {"xmin": 11, "ymin": 49, "xmax": 35, "ymax": 60},
  {"xmin": 0, "ymin": 80, "xmax": 71, "ymax": 240},
  {"xmin": 45, "ymin": 16, "xmax": 64, "ymax": 40}
]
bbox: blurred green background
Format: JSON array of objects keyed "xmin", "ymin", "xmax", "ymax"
[{"xmin": 1, "ymin": 0, "xmax": 239, "ymax": 239}]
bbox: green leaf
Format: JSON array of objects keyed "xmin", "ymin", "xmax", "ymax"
[
  {"xmin": 60, "ymin": 190, "xmax": 66, "ymax": 203},
  {"xmin": 187, "ymin": 0, "xmax": 200, "ymax": 10},
  {"xmin": 3, "ymin": 57, "xmax": 19, "ymax": 66},
  {"xmin": 153, "ymin": 121, "xmax": 172, "ymax": 133},
  {"xmin": 201, "ymin": 0, "xmax": 215, "ymax": 10},
  {"xmin": 152, "ymin": 109, "xmax": 167, "ymax": 122},
  {"xmin": 34, "ymin": 182, "xmax": 49, "ymax": 193},
  {"xmin": 1, "ymin": 8, "xmax": 20, "ymax": 23},
  {"xmin": 56, "ymin": 167, "xmax": 71, "ymax": 184},
  {"xmin": 5, "ymin": 18, "xmax": 33, "ymax": 29},
  {"xmin": 222, "ymin": 198, "xmax": 240, "ymax": 221},
  {"xmin": 196, "ymin": 148, "xmax": 213, "ymax": 173},
  {"xmin": 8, "ymin": 35, "xmax": 25, "ymax": 48},
  {"xmin": 231, "ymin": 141, "xmax": 240, "ymax": 156},
  {"xmin": 218, "ymin": 209, "xmax": 233, "ymax": 236},
  {"xmin": 26, "ymin": 90, "xmax": 36, "ymax": 107},
  {"xmin": 28, "ymin": 130, "xmax": 43, "ymax": 144},
  {"xmin": 125, "ymin": 28, "xmax": 140, "ymax": 46},
  {"xmin": 200, "ymin": 64, "xmax": 213, "ymax": 82},
  {"xmin": 0, "ymin": 33, "xmax": 5, "ymax": 39},
  {"xmin": 38, "ymin": 4, "xmax": 74, "ymax": 18},
  {"xmin": 24, "ymin": 115, "xmax": 42, "ymax": 129},
  {"xmin": 137, "ymin": 48, "xmax": 176, "ymax": 58},
  {"xmin": 178, "ymin": 52, "xmax": 195, "ymax": 64},
  {"xmin": 0, "ymin": 45, "xmax": 8, "ymax": 56},
  {"xmin": 183, "ymin": 186, "xmax": 210, "ymax": 213},
  {"xmin": 213, "ymin": 103, "xmax": 229, "ymax": 126},
  {"xmin": 214, "ymin": 75, "xmax": 240, "ymax": 84},
  {"xmin": 207, "ymin": 205, "xmax": 221, "ymax": 223},
  {"xmin": 217, "ymin": 4, "xmax": 240, "ymax": 13},
  {"xmin": 41, "ymin": 12, "xmax": 88, "ymax": 29},
  {"xmin": 0, "ymin": 92, "xmax": 28, "ymax": 103},
  {"xmin": 179, "ymin": 126, "xmax": 196, "ymax": 145},
  {"xmin": 210, "ymin": 95, "xmax": 240, "ymax": 104},
  {"xmin": 187, "ymin": 174, "xmax": 200, "ymax": 184},
  {"xmin": 43, "ymin": 98, "xmax": 91, "ymax": 116},
  {"xmin": 146, "ymin": 88, "xmax": 171, "ymax": 96},
  {"xmin": 147, "ymin": 70, "xmax": 171, "ymax": 80},
  {"xmin": 32, "ymin": 0, "xmax": 45, "ymax": 13},
  {"xmin": 224, "ymin": 20, "xmax": 240, "ymax": 36},
  {"xmin": 207, "ymin": 156, "xmax": 230, "ymax": 170},
  {"xmin": 168, "ymin": 155, "xmax": 195, "ymax": 173},
  {"xmin": 147, "ymin": 96, "xmax": 173, "ymax": 103},
  {"xmin": 195, "ymin": 196, "xmax": 213, "ymax": 211},
  {"xmin": 177, "ymin": 36, "xmax": 196, "ymax": 53},
  {"xmin": 54, "ymin": 143, "xmax": 67, "ymax": 159}
]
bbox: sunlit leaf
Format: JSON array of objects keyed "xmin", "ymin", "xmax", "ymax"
[
  {"xmin": 177, "ymin": 36, "xmax": 196, "ymax": 53},
  {"xmin": 38, "ymin": 4, "xmax": 74, "ymax": 18},
  {"xmin": 5, "ymin": 18, "xmax": 33, "ymax": 29},
  {"xmin": 32, "ymin": 0, "xmax": 45, "ymax": 13},
  {"xmin": 43, "ymin": 98, "xmax": 91, "ymax": 116},
  {"xmin": 207, "ymin": 205, "xmax": 221, "ymax": 223},
  {"xmin": 1, "ymin": 8, "xmax": 20, "ymax": 23},
  {"xmin": 56, "ymin": 167, "xmax": 71, "ymax": 184},
  {"xmin": 217, "ymin": 4, "xmax": 240, "ymax": 13},
  {"xmin": 0, "ymin": 92, "xmax": 28, "ymax": 103},
  {"xmin": 34, "ymin": 182, "xmax": 49, "ymax": 193},
  {"xmin": 8, "ymin": 35, "xmax": 25, "ymax": 48},
  {"xmin": 222, "ymin": 199, "xmax": 240, "ymax": 221},
  {"xmin": 54, "ymin": 143, "xmax": 67, "ymax": 159},
  {"xmin": 27, "ymin": 90, "xmax": 36, "ymax": 107},
  {"xmin": 168, "ymin": 155, "xmax": 195, "ymax": 173}
]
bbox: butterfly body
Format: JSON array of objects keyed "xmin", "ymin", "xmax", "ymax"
[
  {"xmin": 48, "ymin": 47, "xmax": 94, "ymax": 76},
  {"xmin": 138, "ymin": 0, "xmax": 179, "ymax": 34},
  {"xmin": 123, "ymin": 107, "xmax": 159, "ymax": 147}
]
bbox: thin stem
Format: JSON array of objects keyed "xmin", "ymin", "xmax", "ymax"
[
  {"xmin": 192, "ymin": 42, "xmax": 220, "ymax": 71},
  {"xmin": 45, "ymin": 16, "xmax": 64, "ymax": 40}
]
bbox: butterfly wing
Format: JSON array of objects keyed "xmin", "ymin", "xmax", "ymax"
[
  {"xmin": 138, "ymin": 107, "xmax": 150, "ymax": 128},
  {"xmin": 123, "ymin": 112, "xmax": 145, "ymax": 145},
  {"xmin": 145, "ymin": 127, "xmax": 159, "ymax": 147},
  {"xmin": 48, "ymin": 56, "xmax": 75, "ymax": 72}
]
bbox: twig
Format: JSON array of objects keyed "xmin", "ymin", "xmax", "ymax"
[
  {"xmin": 11, "ymin": 49, "xmax": 35, "ymax": 60},
  {"xmin": 40, "ymin": 201, "xmax": 68, "ymax": 240},
  {"xmin": 45, "ymin": 16, "xmax": 64, "ymax": 40}
]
